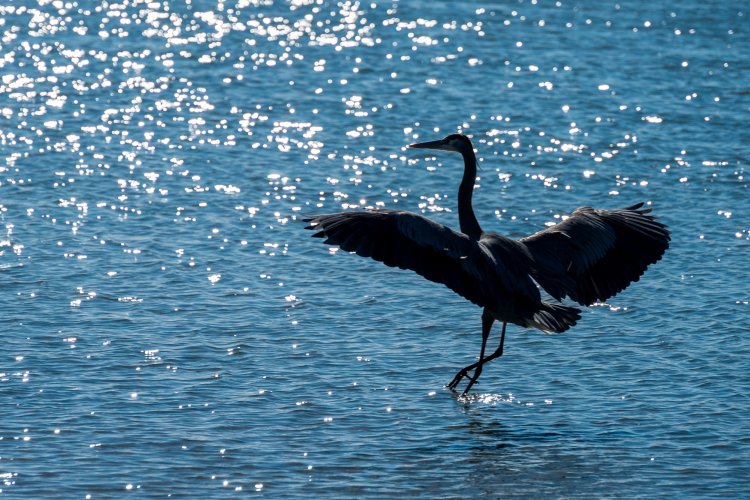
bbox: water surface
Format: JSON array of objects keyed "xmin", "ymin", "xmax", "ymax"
[{"xmin": 1, "ymin": 0, "xmax": 749, "ymax": 496}]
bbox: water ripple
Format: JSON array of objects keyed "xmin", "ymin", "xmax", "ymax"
[{"xmin": 1, "ymin": 0, "xmax": 749, "ymax": 497}]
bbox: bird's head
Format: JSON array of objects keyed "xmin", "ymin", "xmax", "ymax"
[{"xmin": 408, "ymin": 134, "xmax": 474, "ymax": 155}]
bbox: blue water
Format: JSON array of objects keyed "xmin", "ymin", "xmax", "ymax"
[{"xmin": 1, "ymin": 0, "xmax": 748, "ymax": 496}]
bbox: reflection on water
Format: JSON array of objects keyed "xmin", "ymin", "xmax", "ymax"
[{"xmin": 1, "ymin": 0, "xmax": 749, "ymax": 497}]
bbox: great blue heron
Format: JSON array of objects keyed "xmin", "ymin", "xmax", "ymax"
[{"xmin": 304, "ymin": 134, "xmax": 670, "ymax": 396}]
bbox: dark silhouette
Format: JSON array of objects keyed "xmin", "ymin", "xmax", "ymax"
[{"xmin": 305, "ymin": 134, "xmax": 670, "ymax": 396}]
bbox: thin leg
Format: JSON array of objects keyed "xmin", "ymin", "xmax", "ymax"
[
  {"xmin": 447, "ymin": 310, "xmax": 494, "ymax": 393},
  {"xmin": 460, "ymin": 317, "xmax": 502, "ymax": 396},
  {"xmin": 462, "ymin": 322, "xmax": 507, "ymax": 377},
  {"xmin": 447, "ymin": 321, "xmax": 507, "ymax": 394}
]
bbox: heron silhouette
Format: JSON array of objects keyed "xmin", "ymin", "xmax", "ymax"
[{"xmin": 305, "ymin": 134, "xmax": 670, "ymax": 396}]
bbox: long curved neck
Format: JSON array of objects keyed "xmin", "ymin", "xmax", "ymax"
[{"xmin": 458, "ymin": 148, "xmax": 482, "ymax": 239}]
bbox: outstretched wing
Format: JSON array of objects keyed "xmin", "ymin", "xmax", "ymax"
[
  {"xmin": 304, "ymin": 210, "xmax": 498, "ymax": 308},
  {"xmin": 520, "ymin": 203, "xmax": 670, "ymax": 305}
]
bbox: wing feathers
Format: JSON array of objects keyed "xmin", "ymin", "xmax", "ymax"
[
  {"xmin": 305, "ymin": 202, "xmax": 669, "ymax": 321},
  {"xmin": 305, "ymin": 210, "xmax": 496, "ymax": 308},
  {"xmin": 522, "ymin": 203, "xmax": 670, "ymax": 306}
]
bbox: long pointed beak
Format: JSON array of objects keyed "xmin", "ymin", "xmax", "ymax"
[{"xmin": 408, "ymin": 139, "xmax": 449, "ymax": 151}]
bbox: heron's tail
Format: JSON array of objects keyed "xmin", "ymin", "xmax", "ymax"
[{"xmin": 530, "ymin": 302, "xmax": 581, "ymax": 333}]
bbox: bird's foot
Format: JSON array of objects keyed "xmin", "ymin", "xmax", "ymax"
[
  {"xmin": 447, "ymin": 368, "xmax": 469, "ymax": 390},
  {"xmin": 461, "ymin": 373, "xmax": 481, "ymax": 397},
  {"xmin": 446, "ymin": 366, "xmax": 476, "ymax": 394}
]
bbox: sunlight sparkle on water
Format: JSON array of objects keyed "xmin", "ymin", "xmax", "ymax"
[{"xmin": 0, "ymin": 0, "xmax": 748, "ymax": 497}]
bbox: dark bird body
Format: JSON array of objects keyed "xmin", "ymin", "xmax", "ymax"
[{"xmin": 305, "ymin": 134, "xmax": 670, "ymax": 396}]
